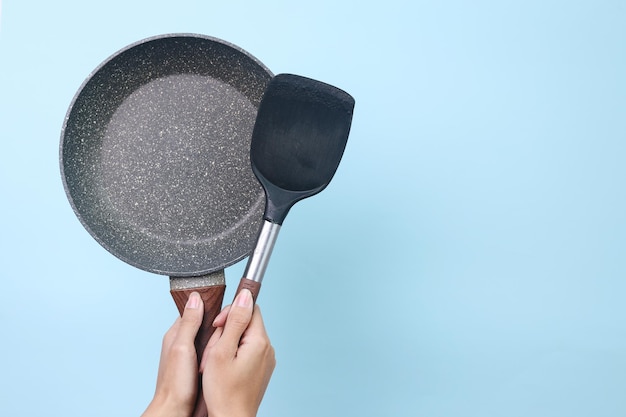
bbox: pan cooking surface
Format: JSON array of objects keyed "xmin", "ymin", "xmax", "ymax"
[
  {"xmin": 61, "ymin": 35, "xmax": 271, "ymax": 276},
  {"xmin": 100, "ymin": 75, "xmax": 258, "ymax": 243}
]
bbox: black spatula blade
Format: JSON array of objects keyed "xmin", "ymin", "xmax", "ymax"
[{"xmin": 251, "ymin": 73, "xmax": 355, "ymax": 224}]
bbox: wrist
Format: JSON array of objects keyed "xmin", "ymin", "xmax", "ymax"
[
  {"xmin": 142, "ymin": 397, "xmax": 190, "ymax": 417},
  {"xmin": 212, "ymin": 414, "xmax": 255, "ymax": 417},
  {"xmin": 209, "ymin": 408, "xmax": 256, "ymax": 417}
]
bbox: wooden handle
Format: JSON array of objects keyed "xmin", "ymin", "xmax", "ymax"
[
  {"xmin": 235, "ymin": 278, "xmax": 261, "ymax": 303},
  {"xmin": 170, "ymin": 284, "xmax": 226, "ymax": 417}
]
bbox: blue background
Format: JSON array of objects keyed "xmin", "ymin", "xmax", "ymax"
[{"xmin": 1, "ymin": 1, "xmax": 625, "ymax": 415}]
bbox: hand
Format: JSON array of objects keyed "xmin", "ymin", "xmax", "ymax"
[
  {"xmin": 142, "ymin": 292, "xmax": 204, "ymax": 417},
  {"xmin": 201, "ymin": 289, "xmax": 276, "ymax": 417}
]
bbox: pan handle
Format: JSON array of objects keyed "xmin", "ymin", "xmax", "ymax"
[{"xmin": 170, "ymin": 282, "xmax": 226, "ymax": 417}]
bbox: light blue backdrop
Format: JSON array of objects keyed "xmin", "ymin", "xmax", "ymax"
[{"xmin": 1, "ymin": 1, "xmax": 624, "ymax": 416}]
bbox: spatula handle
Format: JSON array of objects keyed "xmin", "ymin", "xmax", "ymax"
[
  {"xmin": 170, "ymin": 284, "xmax": 226, "ymax": 417},
  {"xmin": 235, "ymin": 278, "xmax": 262, "ymax": 303},
  {"xmin": 233, "ymin": 220, "xmax": 280, "ymax": 303}
]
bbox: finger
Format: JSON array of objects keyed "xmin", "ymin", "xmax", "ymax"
[
  {"xmin": 218, "ymin": 289, "xmax": 254, "ymax": 356},
  {"xmin": 238, "ymin": 306, "xmax": 274, "ymax": 362},
  {"xmin": 240, "ymin": 305, "xmax": 268, "ymax": 342},
  {"xmin": 207, "ymin": 321, "xmax": 224, "ymax": 349},
  {"xmin": 174, "ymin": 292, "xmax": 204, "ymax": 345},
  {"xmin": 238, "ymin": 305, "xmax": 276, "ymax": 375},
  {"xmin": 156, "ymin": 317, "xmax": 182, "ymax": 382},
  {"xmin": 212, "ymin": 305, "xmax": 231, "ymax": 328},
  {"xmin": 200, "ymin": 325, "xmax": 224, "ymax": 372},
  {"xmin": 162, "ymin": 317, "xmax": 182, "ymax": 351}
]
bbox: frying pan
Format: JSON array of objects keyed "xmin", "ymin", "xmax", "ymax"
[{"xmin": 60, "ymin": 34, "xmax": 272, "ymax": 417}]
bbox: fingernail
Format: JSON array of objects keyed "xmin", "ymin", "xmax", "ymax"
[
  {"xmin": 235, "ymin": 289, "xmax": 253, "ymax": 308},
  {"xmin": 187, "ymin": 292, "xmax": 200, "ymax": 309}
]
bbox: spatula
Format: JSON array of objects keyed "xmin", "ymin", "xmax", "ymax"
[{"xmin": 234, "ymin": 73, "xmax": 355, "ymax": 300}]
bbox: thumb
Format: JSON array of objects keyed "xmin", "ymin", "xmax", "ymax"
[
  {"xmin": 218, "ymin": 289, "xmax": 254, "ymax": 356},
  {"xmin": 175, "ymin": 292, "xmax": 204, "ymax": 345}
]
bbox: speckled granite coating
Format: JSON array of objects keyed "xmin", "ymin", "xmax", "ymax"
[{"xmin": 60, "ymin": 34, "xmax": 272, "ymax": 276}]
